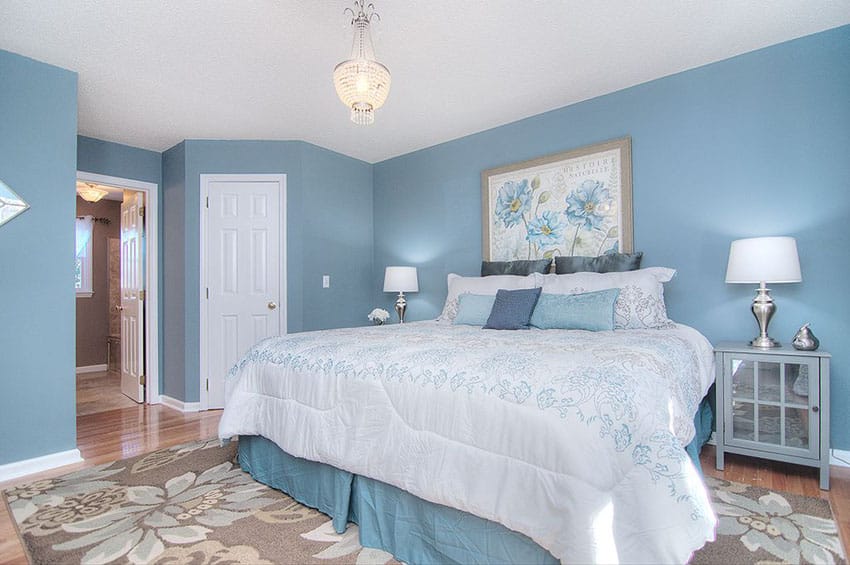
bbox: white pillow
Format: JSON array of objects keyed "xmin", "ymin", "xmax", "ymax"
[
  {"xmin": 438, "ymin": 273, "xmax": 539, "ymax": 322},
  {"xmin": 533, "ymin": 267, "xmax": 676, "ymax": 329}
]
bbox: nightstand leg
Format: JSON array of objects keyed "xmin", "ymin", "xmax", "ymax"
[
  {"xmin": 716, "ymin": 444, "xmax": 724, "ymax": 471},
  {"xmin": 820, "ymin": 465, "xmax": 830, "ymax": 490}
]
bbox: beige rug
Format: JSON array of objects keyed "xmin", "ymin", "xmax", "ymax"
[{"xmin": 3, "ymin": 440, "xmax": 845, "ymax": 564}]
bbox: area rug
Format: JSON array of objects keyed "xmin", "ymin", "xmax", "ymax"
[{"xmin": 3, "ymin": 440, "xmax": 845, "ymax": 565}]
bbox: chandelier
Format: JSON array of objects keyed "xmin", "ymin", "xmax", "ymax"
[
  {"xmin": 333, "ymin": 1, "xmax": 391, "ymax": 125},
  {"xmin": 76, "ymin": 182, "xmax": 108, "ymax": 203}
]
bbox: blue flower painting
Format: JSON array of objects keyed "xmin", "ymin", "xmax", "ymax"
[
  {"xmin": 526, "ymin": 211, "xmax": 564, "ymax": 251},
  {"xmin": 484, "ymin": 138, "xmax": 631, "ymax": 261},
  {"xmin": 565, "ymin": 179, "xmax": 613, "ymax": 231},
  {"xmin": 495, "ymin": 179, "xmax": 532, "ymax": 228}
]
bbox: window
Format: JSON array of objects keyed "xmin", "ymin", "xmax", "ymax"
[{"xmin": 76, "ymin": 216, "xmax": 93, "ymax": 297}]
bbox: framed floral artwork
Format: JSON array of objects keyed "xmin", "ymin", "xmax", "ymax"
[{"xmin": 481, "ymin": 137, "xmax": 632, "ymax": 261}]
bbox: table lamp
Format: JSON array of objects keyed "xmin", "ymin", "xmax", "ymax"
[
  {"xmin": 725, "ymin": 236, "xmax": 801, "ymax": 348},
  {"xmin": 383, "ymin": 266, "xmax": 418, "ymax": 323}
]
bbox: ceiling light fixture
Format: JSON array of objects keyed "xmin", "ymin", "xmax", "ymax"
[
  {"xmin": 333, "ymin": 1, "xmax": 391, "ymax": 126},
  {"xmin": 77, "ymin": 182, "xmax": 109, "ymax": 203}
]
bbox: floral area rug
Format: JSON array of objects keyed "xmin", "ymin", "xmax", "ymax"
[
  {"xmin": 692, "ymin": 476, "xmax": 846, "ymax": 565},
  {"xmin": 3, "ymin": 439, "xmax": 398, "ymax": 564},
  {"xmin": 4, "ymin": 440, "xmax": 846, "ymax": 565}
]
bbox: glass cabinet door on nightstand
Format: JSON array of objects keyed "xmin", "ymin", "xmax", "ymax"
[{"xmin": 724, "ymin": 354, "xmax": 819, "ymax": 460}]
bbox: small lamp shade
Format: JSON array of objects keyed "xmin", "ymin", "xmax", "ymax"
[
  {"xmin": 725, "ymin": 237, "xmax": 801, "ymax": 284},
  {"xmin": 383, "ymin": 266, "xmax": 418, "ymax": 293}
]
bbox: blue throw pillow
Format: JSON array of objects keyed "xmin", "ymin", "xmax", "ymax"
[
  {"xmin": 530, "ymin": 289, "xmax": 620, "ymax": 331},
  {"xmin": 453, "ymin": 294, "xmax": 496, "ymax": 326},
  {"xmin": 483, "ymin": 287, "xmax": 542, "ymax": 330}
]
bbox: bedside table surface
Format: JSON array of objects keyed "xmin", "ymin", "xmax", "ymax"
[{"xmin": 714, "ymin": 341, "xmax": 830, "ymax": 358}]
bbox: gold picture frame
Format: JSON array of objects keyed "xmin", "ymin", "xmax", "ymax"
[{"xmin": 481, "ymin": 137, "xmax": 632, "ymax": 261}]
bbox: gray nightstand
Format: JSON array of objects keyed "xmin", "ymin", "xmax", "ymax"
[{"xmin": 714, "ymin": 342, "xmax": 831, "ymax": 490}]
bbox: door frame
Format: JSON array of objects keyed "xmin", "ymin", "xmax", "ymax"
[
  {"xmin": 199, "ymin": 173, "xmax": 287, "ymax": 410},
  {"xmin": 76, "ymin": 170, "xmax": 161, "ymax": 405}
]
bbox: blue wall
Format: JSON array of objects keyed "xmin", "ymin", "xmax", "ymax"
[
  {"xmin": 373, "ymin": 26, "xmax": 850, "ymax": 448},
  {"xmin": 162, "ymin": 140, "xmax": 373, "ymax": 402},
  {"xmin": 0, "ymin": 51, "xmax": 78, "ymax": 464},
  {"xmin": 77, "ymin": 135, "xmax": 165, "ymax": 393}
]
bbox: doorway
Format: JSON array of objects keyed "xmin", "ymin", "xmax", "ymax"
[
  {"xmin": 199, "ymin": 174, "xmax": 286, "ymax": 410},
  {"xmin": 75, "ymin": 171, "xmax": 160, "ymax": 415}
]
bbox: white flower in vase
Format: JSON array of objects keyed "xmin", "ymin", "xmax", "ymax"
[{"xmin": 367, "ymin": 308, "xmax": 390, "ymax": 325}]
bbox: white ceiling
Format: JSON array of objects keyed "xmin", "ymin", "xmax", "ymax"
[{"xmin": 1, "ymin": 1, "xmax": 848, "ymax": 163}]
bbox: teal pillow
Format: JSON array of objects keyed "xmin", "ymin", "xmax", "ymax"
[
  {"xmin": 453, "ymin": 294, "xmax": 496, "ymax": 326},
  {"xmin": 530, "ymin": 289, "xmax": 620, "ymax": 331}
]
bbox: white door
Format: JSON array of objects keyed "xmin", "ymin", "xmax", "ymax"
[
  {"xmin": 120, "ymin": 189, "xmax": 145, "ymax": 403},
  {"xmin": 202, "ymin": 175, "xmax": 285, "ymax": 409}
]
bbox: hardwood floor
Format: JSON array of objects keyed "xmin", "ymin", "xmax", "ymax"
[
  {"xmin": 76, "ymin": 370, "xmax": 139, "ymax": 416},
  {"xmin": 1, "ymin": 415, "xmax": 848, "ymax": 563}
]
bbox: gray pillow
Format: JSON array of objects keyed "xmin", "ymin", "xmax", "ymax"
[
  {"xmin": 554, "ymin": 252, "xmax": 643, "ymax": 274},
  {"xmin": 483, "ymin": 287, "xmax": 542, "ymax": 330},
  {"xmin": 481, "ymin": 259, "xmax": 552, "ymax": 276}
]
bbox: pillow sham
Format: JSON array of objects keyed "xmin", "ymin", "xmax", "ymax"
[
  {"xmin": 530, "ymin": 289, "xmax": 620, "ymax": 331},
  {"xmin": 484, "ymin": 288, "xmax": 542, "ymax": 330},
  {"xmin": 533, "ymin": 267, "xmax": 675, "ymax": 330},
  {"xmin": 438, "ymin": 273, "xmax": 538, "ymax": 322},
  {"xmin": 453, "ymin": 293, "xmax": 497, "ymax": 326},
  {"xmin": 481, "ymin": 258, "xmax": 552, "ymax": 276},
  {"xmin": 554, "ymin": 252, "xmax": 643, "ymax": 274}
]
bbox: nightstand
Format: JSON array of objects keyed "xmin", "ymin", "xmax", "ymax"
[{"xmin": 714, "ymin": 342, "xmax": 831, "ymax": 490}]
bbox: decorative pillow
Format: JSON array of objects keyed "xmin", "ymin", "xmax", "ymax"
[
  {"xmin": 554, "ymin": 252, "xmax": 643, "ymax": 274},
  {"xmin": 532, "ymin": 267, "xmax": 676, "ymax": 330},
  {"xmin": 530, "ymin": 289, "xmax": 620, "ymax": 331},
  {"xmin": 438, "ymin": 273, "xmax": 538, "ymax": 322},
  {"xmin": 484, "ymin": 287, "xmax": 542, "ymax": 330},
  {"xmin": 453, "ymin": 294, "xmax": 496, "ymax": 326},
  {"xmin": 481, "ymin": 259, "xmax": 552, "ymax": 276}
]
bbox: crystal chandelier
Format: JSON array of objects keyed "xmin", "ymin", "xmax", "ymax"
[
  {"xmin": 333, "ymin": 1, "xmax": 391, "ymax": 125},
  {"xmin": 77, "ymin": 182, "xmax": 108, "ymax": 203}
]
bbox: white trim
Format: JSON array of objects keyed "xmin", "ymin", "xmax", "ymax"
[
  {"xmin": 76, "ymin": 364, "xmax": 108, "ymax": 374},
  {"xmin": 77, "ymin": 171, "xmax": 161, "ymax": 406},
  {"xmin": 0, "ymin": 449, "xmax": 83, "ymax": 483},
  {"xmin": 831, "ymin": 448, "xmax": 850, "ymax": 468},
  {"xmin": 160, "ymin": 394, "xmax": 201, "ymax": 413},
  {"xmin": 199, "ymin": 174, "xmax": 287, "ymax": 411},
  {"xmin": 76, "ymin": 291, "xmax": 94, "ymax": 298}
]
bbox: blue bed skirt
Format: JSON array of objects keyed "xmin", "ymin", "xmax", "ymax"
[{"xmin": 238, "ymin": 397, "xmax": 714, "ymax": 564}]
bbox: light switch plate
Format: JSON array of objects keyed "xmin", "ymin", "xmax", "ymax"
[{"xmin": 322, "ymin": 275, "xmax": 330, "ymax": 288}]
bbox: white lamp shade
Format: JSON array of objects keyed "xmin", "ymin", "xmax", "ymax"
[
  {"xmin": 383, "ymin": 266, "xmax": 418, "ymax": 293},
  {"xmin": 725, "ymin": 236, "xmax": 802, "ymax": 284}
]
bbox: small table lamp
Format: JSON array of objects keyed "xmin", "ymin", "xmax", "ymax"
[
  {"xmin": 383, "ymin": 266, "xmax": 418, "ymax": 323},
  {"xmin": 725, "ymin": 236, "xmax": 802, "ymax": 348}
]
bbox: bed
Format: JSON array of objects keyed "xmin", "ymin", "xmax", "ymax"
[{"xmin": 218, "ymin": 287, "xmax": 718, "ymax": 564}]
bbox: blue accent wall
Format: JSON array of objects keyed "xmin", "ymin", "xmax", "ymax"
[
  {"xmin": 373, "ymin": 26, "xmax": 850, "ymax": 448},
  {"xmin": 162, "ymin": 140, "xmax": 373, "ymax": 402},
  {"xmin": 77, "ymin": 136, "xmax": 165, "ymax": 394},
  {"xmin": 0, "ymin": 50, "xmax": 78, "ymax": 463}
]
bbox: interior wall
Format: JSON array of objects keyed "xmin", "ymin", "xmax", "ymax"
[
  {"xmin": 0, "ymin": 49, "xmax": 78, "ymax": 464},
  {"xmin": 75, "ymin": 196, "xmax": 121, "ymax": 367},
  {"xmin": 372, "ymin": 26, "xmax": 850, "ymax": 448},
  {"xmin": 162, "ymin": 140, "xmax": 374, "ymax": 403}
]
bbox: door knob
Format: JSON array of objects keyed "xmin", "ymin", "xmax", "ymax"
[
  {"xmin": 115, "ymin": 305, "xmax": 124, "ymax": 311},
  {"xmin": 268, "ymin": 301, "xmax": 277, "ymax": 310}
]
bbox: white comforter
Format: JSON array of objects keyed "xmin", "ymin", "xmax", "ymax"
[{"xmin": 218, "ymin": 321, "xmax": 717, "ymax": 564}]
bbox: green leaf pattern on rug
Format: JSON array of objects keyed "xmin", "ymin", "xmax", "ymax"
[
  {"xmin": 711, "ymin": 478, "xmax": 845, "ymax": 564},
  {"xmin": 11, "ymin": 459, "xmax": 280, "ymax": 563}
]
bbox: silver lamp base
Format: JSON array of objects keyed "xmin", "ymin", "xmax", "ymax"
[
  {"xmin": 394, "ymin": 292, "xmax": 407, "ymax": 323},
  {"xmin": 749, "ymin": 284, "xmax": 780, "ymax": 348}
]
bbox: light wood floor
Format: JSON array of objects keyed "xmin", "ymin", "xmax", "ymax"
[
  {"xmin": 1, "ymin": 411, "xmax": 848, "ymax": 563},
  {"xmin": 76, "ymin": 370, "xmax": 139, "ymax": 416}
]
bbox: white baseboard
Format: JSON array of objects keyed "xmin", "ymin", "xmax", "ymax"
[
  {"xmin": 0, "ymin": 448, "xmax": 84, "ymax": 483},
  {"xmin": 76, "ymin": 364, "xmax": 108, "ymax": 374},
  {"xmin": 830, "ymin": 449, "xmax": 850, "ymax": 468},
  {"xmin": 160, "ymin": 394, "xmax": 201, "ymax": 413}
]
